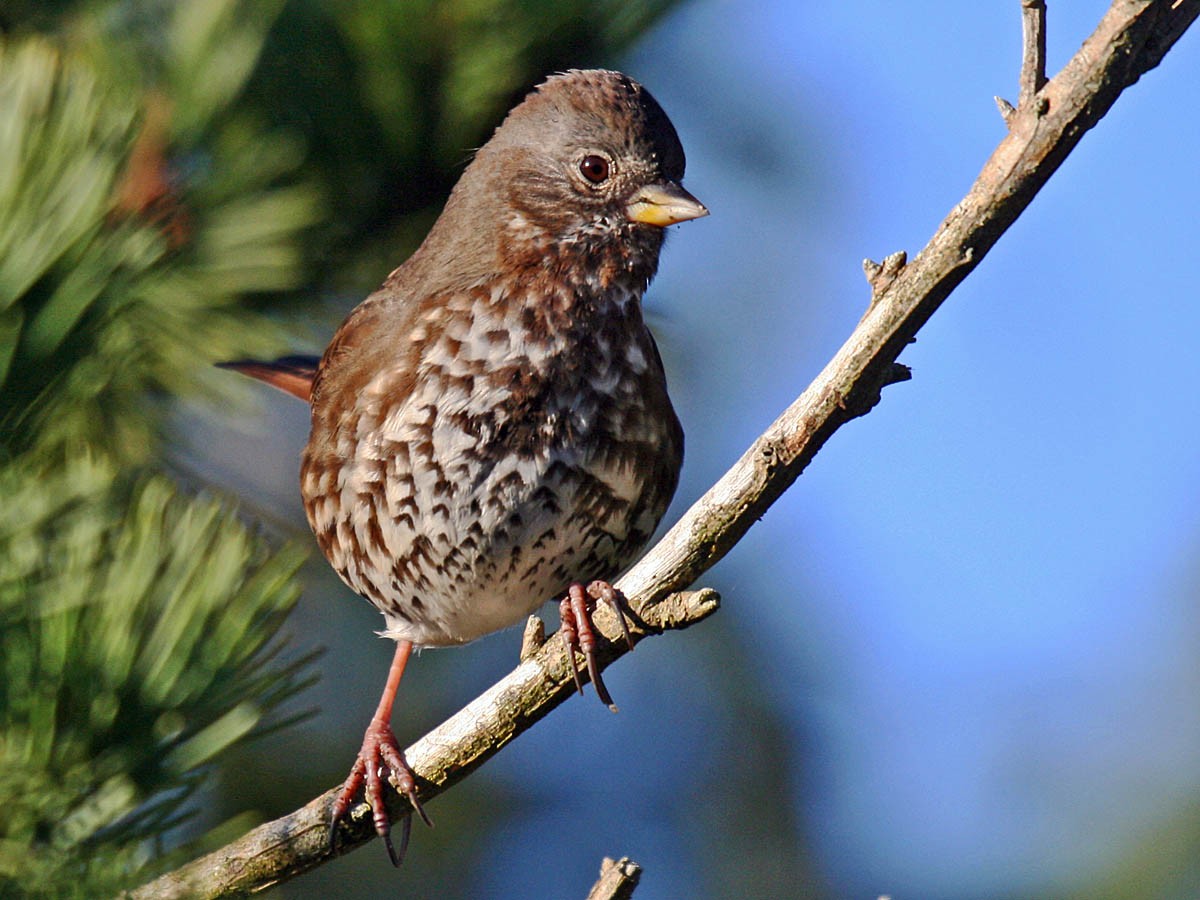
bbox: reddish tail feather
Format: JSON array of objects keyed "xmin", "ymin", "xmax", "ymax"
[{"xmin": 217, "ymin": 355, "xmax": 319, "ymax": 403}]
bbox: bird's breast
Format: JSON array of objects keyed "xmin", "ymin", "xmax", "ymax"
[{"xmin": 301, "ymin": 281, "xmax": 681, "ymax": 646}]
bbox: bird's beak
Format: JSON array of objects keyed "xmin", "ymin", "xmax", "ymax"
[{"xmin": 626, "ymin": 182, "xmax": 709, "ymax": 227}]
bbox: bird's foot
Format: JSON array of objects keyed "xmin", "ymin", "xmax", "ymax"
[
  {"xmin": 328, "ymin": 717, "xmax": 433, "ymax": 866},
  {"xmin": 558, "ymin": 580, "xmax": 635, "ymax": 712}
]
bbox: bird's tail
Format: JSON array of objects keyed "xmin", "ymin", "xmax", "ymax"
[{"xmin": 216, "ymin": 355, "xmax": 319, "ymax": 403}]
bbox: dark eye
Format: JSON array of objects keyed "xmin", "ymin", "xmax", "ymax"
[{"xmin": 579, "ymin": 155, "xmax": 610, "ymax": 184}]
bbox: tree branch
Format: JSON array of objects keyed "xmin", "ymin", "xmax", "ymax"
[
  {"xmin": 584, "ymin": 857, "xmax": 643, "ymax": 900},
  {"xmin": 128, "ymin": 1, "xmax": 1198, "ymax": 896},
  {"xmin": 1019, "ymin": 0, "xmax": 1048, "ymax": 109},
  {"xmin": 998, "ymin": 0, "xmax": 1050, "ymax": 124}
]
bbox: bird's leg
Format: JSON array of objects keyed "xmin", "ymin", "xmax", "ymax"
[
  {"xmin": 328, "ymin": 639, "xmax": 433, "ymax": 866},
  {"xmin": 557, "ymin": 580, "xmax": 635, "ymax": 713}
]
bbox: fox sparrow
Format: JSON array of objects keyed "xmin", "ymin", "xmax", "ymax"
[{"xmin": 222, "ymin": 69, "xmax": 706, "ymax": 864}]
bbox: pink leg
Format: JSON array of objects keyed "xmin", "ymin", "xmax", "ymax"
[
  {"xmin": 557, "ymin": 580, "xmax": 635, "ymax": 712},
  {"xmin": 328, "ymin": 640, "xmax": 433, "ymax": 866}
]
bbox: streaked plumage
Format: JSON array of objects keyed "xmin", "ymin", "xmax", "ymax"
[{"xmin": 224, "ymin": 69, "xmax": 706, "ymax": 865}]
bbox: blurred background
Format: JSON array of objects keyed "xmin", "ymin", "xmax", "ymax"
[{"xmin": 2, "ymin": 1, "xmax": 1198, "ymax": 897}]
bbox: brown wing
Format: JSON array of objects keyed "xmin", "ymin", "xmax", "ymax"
[{"xmin": 217, "ymin": 355, "xmax": 320, "ymax": 403}]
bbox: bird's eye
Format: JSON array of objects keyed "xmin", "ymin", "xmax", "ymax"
[{"xmin": 579, "ymin": 155, "xmax": 611, "ymax": 184}]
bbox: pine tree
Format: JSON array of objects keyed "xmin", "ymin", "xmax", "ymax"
[{"xmin": 0, "ymin": 13, "xmax": 320, "ymax": 895}]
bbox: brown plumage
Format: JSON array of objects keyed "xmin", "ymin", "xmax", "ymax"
[{"xmin": 225, "ymin": 69, "xmax": 706, "ymax": 865}]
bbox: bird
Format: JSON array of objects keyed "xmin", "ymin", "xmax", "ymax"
[{"xmin": 221, "ymin": 68, "xmax": 707, "ymax": 865}]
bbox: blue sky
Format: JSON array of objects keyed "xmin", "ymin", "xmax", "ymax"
[
  {"xmin": 196, "ymin": 3, "xmax": 1200, "ymax": 896},
  {"xmin": 622, "ymin": 1, "xmax": 1200, "ymax": 896}
]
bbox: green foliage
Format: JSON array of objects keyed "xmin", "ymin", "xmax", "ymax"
[
  {"xmin": 0, "ymin": 5, "xmax": 322, "ymax": 895},
  {"xmin": 0, "ymin": 28, "xmax": 321, "ymax": 466},
  {"xmin": 0, "ymin": 458, "xmax": 312, "ymax": 896}
]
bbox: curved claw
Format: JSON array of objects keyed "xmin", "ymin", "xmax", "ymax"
[
  {"xmin": 558, "ymin": 581, "xmax": 633, "ymax": 712},
  {"xmin": 382, "ymin": 812, "xmax": 412, "ymax": 868},
  {"xmin": 587, "ymin": 580, "xmax": 634, "ymax": 651},
  {"xmin": 327, "ymin": 721, "xmax": 432, "ymax": 866}
]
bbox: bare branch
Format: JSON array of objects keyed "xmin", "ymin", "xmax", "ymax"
[
  {"xmin": 862, "ymin": 251, "xmax": 908, "ymax": 305},
  {"xmin": 127, "ymin": 1, "xmax": 1199, "ymax": 896},
  {"xmin": 615, "ymin": 0, "xmax": 1197, "ymax": 623},
  {"xmin": 518, "ymin": 613, "xmax": 546, "ymax": 661},
  {"xmin": 585, "ymin": 857, "xmax": 643, "ymax": 900},
  {"xmin": 998, "ymin": 0, "xmax": 1050, "ymax": 124},
  {"xmin": 126, "ymin": 590, "xmax": 718, "ymax": 899},
  {"xmin": 1019, "ymin": 0, "xmax": 1049, "ymax": 109},
  {"xmin": 995, "ymin": 94, "xmax": 1017, "ymax": 125}
]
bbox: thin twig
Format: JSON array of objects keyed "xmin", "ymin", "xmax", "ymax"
[
  {"xmin": 1019, "ymin": 0, "xmax": 1049, "ymax": 109},
  {"xmin": 127, "ymin": 2, "xmax": 1199, "ymax": 896},
  {"xmin": 862, "ymin": 250, "xmax": 908, "ymax": 306},
  {"xmin": 518, "ymin": 613, "xmax": 546, "ymax": 661},
  {"xmin": 585, "ymin": 857, "xmax": 642, "ymax": 900},
  {"xmin": 998, "ymin": 0, "xmax": 1050, "ymax": 125},
  {"xmin": 995, "ymin": 94, "xmax": 1018, "ymax": 125}
]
